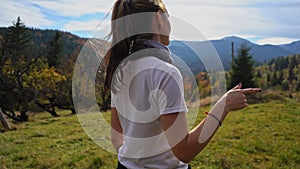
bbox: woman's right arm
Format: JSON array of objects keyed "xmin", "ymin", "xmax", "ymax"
[
  {"xmin": 160, "ymin": 83, "xmax": 261, "ymax": 163},
  {"xmin": 111, "ymin": 108, "xmax": 124, "ymax": 152}
]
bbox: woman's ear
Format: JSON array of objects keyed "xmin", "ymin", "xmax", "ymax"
[
  {"xmin": 154, "ymin": 10, "xmax": 164, "ymax": 30},
  {"xmin": 154, "ymin": 10, "xmax": 170, "ymax": 32},
  {"xmin": 152, "ymin": 10, "xmax": 171, "ymax": 45}
]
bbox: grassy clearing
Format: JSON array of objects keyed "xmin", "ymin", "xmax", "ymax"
[
  {"xmin": 191, "ymin": 98, "xmax": 300, "ymax": 169},
  {"xmin": 0, "ymin": 96, "xmax": 299, "ymax": 169},
  {"xmin": 0, "ymin": 111, "xmax": 117, "ymax": 169}
]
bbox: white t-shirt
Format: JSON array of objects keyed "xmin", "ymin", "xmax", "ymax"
[{"xmin": 111, "ymin": 56, "xmax": 189, "ymax": 169}]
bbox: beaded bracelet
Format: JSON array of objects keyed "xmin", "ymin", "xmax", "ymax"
[{"xmin": 205, "ymin": 112, "xmax": 222, "ymax": 126}]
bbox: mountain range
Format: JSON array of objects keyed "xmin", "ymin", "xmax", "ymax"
[
  {"xmin": 169, "ymin": 36, "xmax": 300, "ymax": 74},
  {"xmin": 1, "ymin": 27, "xmax": 299, "ymax": 74}
]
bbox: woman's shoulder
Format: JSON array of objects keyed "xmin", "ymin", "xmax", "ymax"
[
  {"xmin": 142, "ymin": 56, "xmax": 179, "ymax": 71},
  {"xmin": 126, "ymin": 56, "xmax": 182, "ymax": 79},
  {"xmin": 141, "ymin": 57, "xmax": 183, "ymax": 80}
]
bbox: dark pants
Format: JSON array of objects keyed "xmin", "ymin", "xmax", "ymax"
[{"xmin": 117, "ymin": 161, "xmax": 192, "ymax": 169}]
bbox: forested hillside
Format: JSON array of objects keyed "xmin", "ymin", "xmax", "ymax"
[
  {"xmin": 192, "ymin": 54, "xmax": 300, "ymax": 101},
  {"xmin": 257, "ymin": 55, "xmax": 300, "ymax": 92},
  {"xmin": 0, "ymin": 27, "xmax": 86, "ymax": 61},
  {"xmin": 0, "ymin": 18, "xmax": 89, "ymax": 121}
]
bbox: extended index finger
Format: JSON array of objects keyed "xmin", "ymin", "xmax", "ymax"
[{"xmin": 240, "ymin": 88, "xmax": 262, "ymax": 94}]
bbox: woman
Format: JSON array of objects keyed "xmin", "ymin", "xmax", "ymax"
[{"xmin": 104, "ymin": 0, "xmax": 262, "ymax": 168}]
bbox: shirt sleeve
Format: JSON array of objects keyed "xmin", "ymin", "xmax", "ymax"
[
  {"xmin": 155, "ymin": 66, "xmax": 188, "ymax": 115},
  {"xmin": 111, "ymin": 95, "xmax": 116, "ymax": 108}
]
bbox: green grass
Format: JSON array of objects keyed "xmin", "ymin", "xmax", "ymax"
[
  {"xmin": 191, "ymin": 98, "xmax": 300, "ymax": 169},
  {"xmin": 1, "ymin": 97, "xmax": 299, "ymax": 169},
  {"xmin": 0, "ymin": 112, "xmax": 117, "ymax": 169}
]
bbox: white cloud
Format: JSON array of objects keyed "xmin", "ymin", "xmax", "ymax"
[
  {"xmin": 167, "ymin": 4, "xmax": 266, "ymax": 40},
  {"xmin": 29, "ymin": 0, "xmax": 114, "ymax": 17},
  {"xmin": 165, "ymin": 0, "xmax": 300, "ymax": 43},
  {"xmin": 63, "ymin": 18, "xmax": 111, "ymax": 37},
  {"xmin": 165, "ymin": 0, "xmax": 247, "ymax": 7},
  {"xmin": 257, "ymin": 37, "xmax": 299, "ymax": 45},
  {"xmin": 0, "ymin": 0, "xmax": 54, "ymax": 27},
  {"xmin": 64, "ymin": 19, "xmax": 101, "ymax": 31},
  {"xmin": 64, "ymin": 19, "xmax": 110, "ymax": 32}
]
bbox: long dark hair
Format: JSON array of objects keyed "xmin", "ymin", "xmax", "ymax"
[{"xmin": 104, "ymin": 0, "xmax": 168, "ymax": 92}]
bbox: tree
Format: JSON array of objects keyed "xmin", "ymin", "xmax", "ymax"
[
  {"xmin": 54, "ymin": 46, "xmax": 80, "ymax": 114},
  {"xmin": 271, "ymin": 70, "xmax": 279, "ymax": 86},
  {"xmin": 256, "ymin": 69, "xmax": 261, "ymax": 78},
  {"xmin": 288, "ymin": 67, "xmax": 297, "ymax": 95},
  {"xmin": 0, "ymin": 108, "xmax": 13, "ymax": 130},
  {"xmin": 291, "ymin": 55, "xmax": 297, "ymax": 69},
  {"xmin": 36, "ymin": 46, "xmax": 79, "ymax": 115},
  {"xmin": 296, "ymin": 77, "xmax": 300, "ymax": 92},
  {"xmin": 34, "ymin": 31, "xmax": 67, "ymax": 116},
  {"xmin": 288, "ymin": 67, "xmax": 296, "ymax": 83},
  {"xmin": 0, "ymin": 35, "xmax": 3, "ymax": 58},
  {"xmin": 229, "ymin": 44, "xmax": 256, "ymax": 89},
  {"xmin": 32, "ymin": 66, "xmax": 66, "ymax": 117},
  {"xmin": 0, "ymin": 17, "xmax": 66, "ymax": 121},
  {"xmin": 0, "ymin": 17, "xmax": 34, "ymax": 121},
  {"xmin": 46, "ymin": 31, "xmax": 62, "ymax": 67}
]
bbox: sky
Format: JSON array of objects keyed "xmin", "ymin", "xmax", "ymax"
[{"xmin": 0, "ymin": 0, "xmax": 299, "ymax": 45}]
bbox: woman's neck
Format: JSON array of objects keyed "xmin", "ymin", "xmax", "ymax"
[{"xmin": 152, "ymin": 35, "xmax": 170, "ymax": 46}]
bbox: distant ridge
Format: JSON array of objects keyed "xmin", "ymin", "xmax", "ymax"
[
  {"xmin": 280, "ymin": 40, "xmax": 300, "ymax": 54},
  {"xmin": 169, "ymin": 36, "xmax": 300, "ymax": 74}
]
